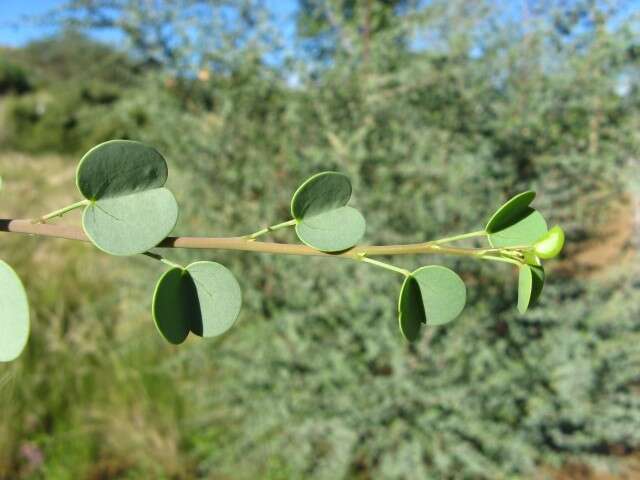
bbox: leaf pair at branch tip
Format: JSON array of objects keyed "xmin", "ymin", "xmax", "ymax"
[
  {"xmin": 291, "ymin": 171, "xmax": 366, "ymax": 252},
  {"xmin": 152, "ymin": 261, "xmax": 242, "ymax": 345},
  {"xmin": 76, "ymin": 140, "xmax": 179, "ymax": 256},
  {"xmin": 398, "ymin": 266, "xmax": 467, "ymax": 342},
  {"xmin": 485, "ymin": 191, "xmax": 567, "ymax": 314}
]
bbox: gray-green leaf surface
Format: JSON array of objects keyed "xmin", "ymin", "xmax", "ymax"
[
  {"xmin": 186, "ymin": 261, "xmax": 242, "ymax": 338},
  {"xmin": 76, "ymin": 140, "xmax": 178, "ymax": 255},
  {"xmin": 82, "ymin": 188, "xmax": 178, "ymax": 256},
  {"xmin": 0, "ymin": 260, "xmax": 29, "ymax": 362},
  {"xmin": 488, "ymin": 210, "xmax": 547, "ymax": 248}
]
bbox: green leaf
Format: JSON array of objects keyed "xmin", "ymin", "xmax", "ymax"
[
  {"xmin": 295, "ymin": 206, "xmax": 365, "ymax": 253},
  {"xmin": 186, "ymin": 261, "xmax": 242, "ymax": 337},
  {"xmin": 152, "ymin": 267, "xmax": 194, "ymax": 345},
  {"xmin": 291, "ymin": 171, "xmax": 351, "ymax": 218},
  {"xmin": 0, "ymin": 260, "xmax": 29, "ymax": 362},
  {"xmin": 486, "ymin": 191, "xmax": 548, "ymax": 248},
  {"xmin": 76, "ymin": 140, "xmax": 178, "ymax": 256},
  {"xmin": 151, "ymin": 261, "xmax": 242, "ymax": 345},
  {"xmin": 413, "ymin": 266, "xmax": 467, "ymax": 326},
  {"xmin": 397, "ymin": 266, "xmax": 467, "ymax": 341},
  {"xmin": 82, "ymin": 188, "xmax": 178, "ymax": 256},
  {"xmin": 517, "ymin": 264, "xmax": 545, "ymax": 314},
  {"xmin": 488, "ymin": 210, "xmax": 548, "ymax": 248},
  {"xmin": 485, "ymin": 191, "xmax": 536, "ymax": 233},
  {"xmin": 291, "ymin": 172, "xmax": 366, "ymax": 252},
  {"xmin": 398, "ymin": 277, "xmax": 424, "ymax": 342},
  {"xmin": 76, "ymin": 140, "xmax": 167, "ymax": 200},
  {"xmin": 533, "ymin": 225, "xmax": 565, "ymax": 259}
]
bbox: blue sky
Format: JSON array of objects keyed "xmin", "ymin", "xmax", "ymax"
[
  {"xmin": 0, "ymin": 0, "xmax": 299, "ymax": 47},
  {"xmin": 2, "ymin": 1, "xmax": 638, "ymax": 52}
]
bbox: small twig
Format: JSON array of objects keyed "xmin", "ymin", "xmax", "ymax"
[{"xmin": 0, "ymin": 218, "xmax": 522, "ymax": 261}]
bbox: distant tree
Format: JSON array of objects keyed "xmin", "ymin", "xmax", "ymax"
[
  {"xmin": 297, "ymin": 0, "xmax": 411, "ymax": 63},
  {"xmin": 51, "ymin": 0, "xmax": 275, "ymax": 75}
]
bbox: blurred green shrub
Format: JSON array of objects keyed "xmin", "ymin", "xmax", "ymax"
[
  {"xmin": 0, "ymin": 58, "xmax": 32, "ymax": 94},
  {"xmin": 0, "ymin": 31, "xmax": 142, "ymax": 154},
  {"xmin": 2, "ymin": 83, "xmax": 154, "ymax": 153}
]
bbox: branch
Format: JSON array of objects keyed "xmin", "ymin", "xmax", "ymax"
[{"xmin": 0, "ymin": 219, "xmax": 493, "ymax": 259}]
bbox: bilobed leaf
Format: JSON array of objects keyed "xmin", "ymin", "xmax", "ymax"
[
  {"xmin": 291, "ymin": 172, "xmax": 366, "ymax": 252},
  {"xmin": 397, "ymin": 266, "xmax": 467, "ymax": 341},
  {"xmin": 76, "ymin": 140, "xmax": 178, "ymax": 256},
  {"xmin": 517, "ymin": 264, "xmax": 545, "ymax": 314},
  {"xmin": 151, "ymin": 261, "xmax": 242, "ymax": 345},
  {"xmin": 0, "ymin": 260, "xmax": 29, "ymax": 362}
]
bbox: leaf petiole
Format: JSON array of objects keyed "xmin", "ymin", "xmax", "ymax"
[
  {"xmin": 430, "ymin": 230, "xmax": 487, "ymax": 245},
  {"xmin": 480, "ymin": 255, "xmax": 522, "ymax": 267},
  {"xmin": 142, "ymin": 251, "xmax": 183, "ymax": 269},
  {"xmin": 35, "ymin": 199, "xmax": 90, "ymax": 223},
  {"xmin": 244, "ymin": 219, "xmax": 297, "ymax": 241},
  {"xmin": 358, "ymin": 255, "xmax": 411, "ymax": 277}
]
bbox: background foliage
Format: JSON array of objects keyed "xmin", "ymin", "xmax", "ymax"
[{"xmin": 0, "ymin": 0, "xmax": 639, "ymax": 478}]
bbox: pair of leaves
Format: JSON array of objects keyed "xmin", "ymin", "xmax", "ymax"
[
  {"xmin": 0, "ymin": 260, "xmax": 29, "ymax": 362},
  {"xmin": 485, "ymin": 191, "xmax": 567, "ymax": 313},
  {"xmin": 152, "ymin": 262, "xmax": 242, "ymax": 344},
  {"xmin": 291, "ymin": 172, "xmax": 366, "ymax": 252},
  {"xmin": 77, "ymin": 141, "xmax": 241, "ymax": 346},
  {"xmin": 397, "ymin": 266, "xmax": 467, "ymax": 342},
  {"xmin": 77, "ymin": 140, "xmax": 178, "ymax": 256}
]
